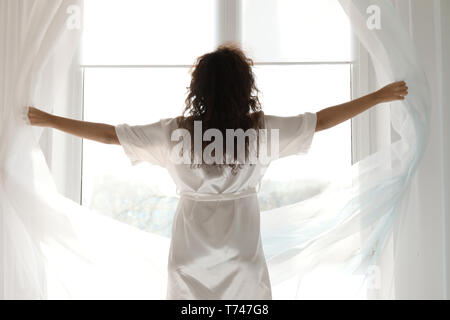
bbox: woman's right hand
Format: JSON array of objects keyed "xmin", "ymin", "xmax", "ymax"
[
  {"xmin": 374, "ymin": 81, "xmax": 409, "ymax": 103},
  {"xmin": 26, "ymin": 106, "xmax": 54, "ymax": 127}
]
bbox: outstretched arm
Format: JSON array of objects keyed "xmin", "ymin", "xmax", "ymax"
[
  {"xmin": 315, "ymin": 81, "xmax": 408, "ymax": 132},
  {"xmin": 27, "ymin": 107, "xmax": 120, "ymax": 145}
]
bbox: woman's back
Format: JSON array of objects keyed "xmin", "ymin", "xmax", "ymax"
[
  {"xmin": 115, "ymin": 111, "xmax": 317, "ymax": 196},
  {"xmin": 113, "ymin": 43, "xmax": 317, "ymax": 299},
  {"xmin": 114, "ymin": 110, "xmax": 317, "ymax": 299}
]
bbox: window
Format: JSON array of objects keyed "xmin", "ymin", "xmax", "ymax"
[{"xmin": 80, "ymin": 0, "xmax": 353, "ymax": 260}]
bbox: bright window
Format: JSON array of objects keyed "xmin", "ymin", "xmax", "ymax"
[{"xmin": 81, "ymin": 0, "xmax": 352, "ymax": 236}]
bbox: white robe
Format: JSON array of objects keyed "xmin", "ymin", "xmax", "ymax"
[{"xmin": 114, "ymin": 111, "xmax": 317, "ymax": 299}]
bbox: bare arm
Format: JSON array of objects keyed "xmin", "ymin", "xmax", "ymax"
[
  {"xmin": 315, "ymin": 81, "xmax": 408, "ymax": 132},
  {"xmin": 27, "ymin": 107, "xmax": 120, "ymax": 145}
]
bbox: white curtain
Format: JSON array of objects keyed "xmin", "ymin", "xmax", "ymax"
[
  {"xmin": 388, "ymin": 0, "xmax": 450, "ymax": 299},
  {"xmin": 0, "ymin": 0, "xmax": 442, "ymax": 299},
  {"xmin": 0, "ymin": 0, "xmax": 169, "ymax": 299},
  {"xmin": 261, "ymin": 0, "xmax": 432, "ymax": 299},
  {"xmin": 0, "ymin": 0, "xmax": 85, "ymax": 298}
]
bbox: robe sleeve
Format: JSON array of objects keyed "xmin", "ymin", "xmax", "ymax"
[
  {"xmin": 263, "ymin": 112, "xmax": 317, "ymax": 158},
  {"xmin": 114, "ymin": 119, "xmax": 169, "ymax": 168}
]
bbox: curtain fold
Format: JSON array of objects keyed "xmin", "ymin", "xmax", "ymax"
[
  {"xmin": 0, "ymin": 0, "xmax": 89, "ymax": 299},
  {"xmin": 1, "ymin": 0, "xmax": 168, "ymax": 300},
  {"xmin": 262, "ymin": 0, "xmax": 431, "ymax": 298},
  {"xmin": 0, "ymin": 0, "xmax": 433, "ymax": 299},
  {"xmin": 389, "ymin": 0, "xmax": 449, "ymax": 299}
]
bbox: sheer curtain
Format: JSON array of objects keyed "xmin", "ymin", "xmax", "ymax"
[
  {"xmin": 0, "ymin": 0, "xmax": 85, "ymax": 298},
  {"xmin": 0, "ymin": 0, "xmax": 439, "ymax": 299},
  {"xmin": 388, "ymin": 0, "xmax": 450, "ymax": 299},
  {"xmin": 0, "ymin": 0, "xmax": 169, "ymax": 299},
  {"xmin": 262, "ymin": 0, "xmax": 431, "ymax": 298}
]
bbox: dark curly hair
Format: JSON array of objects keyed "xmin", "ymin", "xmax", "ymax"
[{"xmin": 177, "ymin": 43, "xmax": 263, "ymax": 172}]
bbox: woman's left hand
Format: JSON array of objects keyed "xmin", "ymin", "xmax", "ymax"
[{"xmin": 26, "ymin": 106, "xmax": 54, "ymax": 127}]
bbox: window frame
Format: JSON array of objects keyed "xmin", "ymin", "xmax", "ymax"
[
  {"xmin": 351, "ymin": 34, "xmax": 395, "ymax": 299},
  {"xmin": 55, "ymin": 0, "xmax": 366, "ymax": 213},
  {"xmin": 46, "ymin": 0, "xmax": 398, "ymax": 299}
]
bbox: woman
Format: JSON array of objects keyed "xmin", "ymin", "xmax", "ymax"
[{"xmin": 26, "ymin": 43, "xmax": 408, "ymax": 300}]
